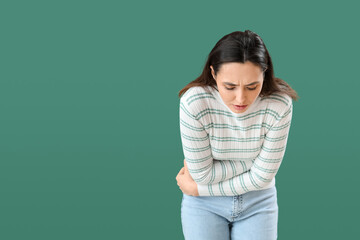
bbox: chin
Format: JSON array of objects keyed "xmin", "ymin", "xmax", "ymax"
[{"xmin": 234, "ymin": 109, "xmax": 247, "ymax": 113}]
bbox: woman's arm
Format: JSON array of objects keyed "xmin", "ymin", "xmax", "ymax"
[
  {"xmin": 180, "ymin": 98, "xmax": 245, "ymax": 184},
  {"xmin": 196, "ymin": 102, "xmax": 293, "ymax": 196}
]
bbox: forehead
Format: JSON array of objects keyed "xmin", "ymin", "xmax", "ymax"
[{"xmin": 217, "ymin": 62, "xmax": 264, "ymax": 84}]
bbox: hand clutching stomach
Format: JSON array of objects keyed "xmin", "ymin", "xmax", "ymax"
[{"xmin": 175, "ymin": 159, "xmax": 199, "ymax": 196}]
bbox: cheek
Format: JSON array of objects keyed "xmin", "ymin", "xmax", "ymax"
[
  {"xmin": 252, "ymin": 85, "xmax": 262, "ymax": 94},
  {"xmin": 220, "ymin": 91, "xmax": 233, "ymax": 102},
  {"xmin": 247, "ymin": 89, "xmax": 259, "ymax": 102}
]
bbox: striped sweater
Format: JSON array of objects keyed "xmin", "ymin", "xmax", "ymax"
[{"xmin": 179, "ymin": 85, "xmax": 293, "ymax": 196}]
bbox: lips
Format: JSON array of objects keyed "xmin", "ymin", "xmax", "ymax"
[{"xmin": 233, "ymin": 104, "xmax": 248, "ymax": 110}]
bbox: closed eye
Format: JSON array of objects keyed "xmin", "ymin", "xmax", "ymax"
[{"xmin": 225, "ymin": 87, "xmax": 257, "ymax": 91}]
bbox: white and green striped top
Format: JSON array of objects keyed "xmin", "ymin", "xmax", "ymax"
[{"xmin": 179, "ymin": 85, "xmax": 293, "ymax": 196}]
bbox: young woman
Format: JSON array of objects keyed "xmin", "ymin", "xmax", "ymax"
[{"xmin": 175, "ymin": 30, "xmax": 298, "ymax": 240}]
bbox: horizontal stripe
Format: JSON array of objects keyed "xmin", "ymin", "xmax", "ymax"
[
  {"xmin": 204, "ymin": 122, "xmax": 271, "ymax": 131},
  {"xmin": 257, "ymin": 155, "xmax": 282, "ymax": 163},
  {"xmin": 192, "ymin": 172, "xmax": 209, "ymax": 182},
  {"xmin": 210, "ymin": 134, "xmax": 287, "ymax": 143},
  {"xmin": 260, "ymin": 96, "xmax": 289, "ymax": 106},
  {"xmin": 188, "ymin": 164, "xmax": 212, "ymax": 173},
  {"xmin": 186, "ymin": 92, "xmax": 213, "ymax": 103},
  {"xmin": 188, "ymin": 95, "xmax": 216, "ymax": 105},
  {"xmin": 212, "ymin": 146, "xmax": 261, "ymax": 153},
  {"xmin": 264, "ymin": 134, "xmax": 287, "ymax": 142},
  {"xmin": 210, "ymin": 157, "xmax": 254, "ymax": 161},
  {"xmin": 181, "ymin": 120, "xmax": 290, "ymax": 133},
  {"xmin": 181, "ymin": 126, "xmax": 287, "ymax": 143},
  {"xmin": 184, "ymin": 144, "xmax": 283, "ymax": 154},
  {"xmin": 181, "ymin": 132, "xmax": 209, "ymax": 141},
  {"xmin": 185, "ymin": 155, "xmax": 212, "ymax": 163},
  {"xmin": 203, "ymin": 121, "xmax": 290, "ymax": 132},
  {"xmin": 270, "ymin": 120, "xmax": 291, "ymax": 131},
  {"xmin": 183, "ymin": 144, "xmax": 211, "ymax": 153},
  {"xmin": 252, "ymin": 170, "xmax": 272, "ymax": 182},
  {"xmin": 272, "ymin": 93, "xmax": 290, "ymax": 104},
  {"xmin": 195, "ymin": 108, "xmax": 283, "ymax": 122},
  {"xmin": 180, "ymin": 102, "xmax": 195, "ymax": 119},
  {"xmin": 180, "ymin": 119, "xmax": 204, "ymax": 132},
  {"xmin": 210, "ymin": 135, "xmax": 263, "ymax": 142},
  {"xmin": 253, "ymin": 162, "xmax": 278, "ymax": 173},
  {"xmin": 261, "ymin": 145, "xmax": 285, "ymax": 153}
]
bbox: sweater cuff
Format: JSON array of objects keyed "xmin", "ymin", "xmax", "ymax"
[{"xmin": 197, "ymin": 183, "xmax": 211, "ymax": 196}]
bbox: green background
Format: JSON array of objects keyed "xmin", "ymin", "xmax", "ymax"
[{"xmin": 1, "ymin": 0, "xmax": 359, "ymax": 239}]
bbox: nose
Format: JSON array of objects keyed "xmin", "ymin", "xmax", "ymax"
[{"xmin": 235, "ymin": 89, "xmax": 246, "ymax": 105}]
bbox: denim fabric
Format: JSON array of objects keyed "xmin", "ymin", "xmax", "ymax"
[{"xmin": 181, "ymin": 185, "xmax": 278, "ymax": 240}]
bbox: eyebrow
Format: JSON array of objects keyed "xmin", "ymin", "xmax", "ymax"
[{"xmin": 223, "ymin": 81, "xmax": 260, "ymax": 87}]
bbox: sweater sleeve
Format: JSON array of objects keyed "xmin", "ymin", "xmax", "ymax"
[
  {"xmin": 179, "ymin": 97, "xmax": 245, "ymax": 184},
  {"xmin": 196, "ymin": 101, "xmax": 293, "ymax": 196}
]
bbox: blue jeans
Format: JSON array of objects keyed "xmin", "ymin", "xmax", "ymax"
[{"xmin": 181, "ymin": 185, "xmax": 278, "ymax": 240}]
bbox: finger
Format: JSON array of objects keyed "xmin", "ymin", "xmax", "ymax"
[
  {"xmin": 177, "ymin": 167, "xmax": 185, "ymax": 175},
  {"xmin": 184, "ymin": 163, "xmax": 189, "ymax": 173},
  {"xmin": 176, "ymin": 167, "xmax": 185, "ymax": 181},
  {"xmin": 184, "ymin": 160, "xmax": 189, "ymax": 172},
  {"xmin": 184, "ymin": 166, "xmax": 192, "ymax": 178}
]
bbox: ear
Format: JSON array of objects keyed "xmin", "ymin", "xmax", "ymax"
[{"xmin": 210, "ymin": 65, "xmax": 215, "ymax": 79}]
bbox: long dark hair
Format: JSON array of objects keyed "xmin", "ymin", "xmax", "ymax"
[{"xmin": 178, "ymin": 30, "xmax": 298, "ymax": 101}]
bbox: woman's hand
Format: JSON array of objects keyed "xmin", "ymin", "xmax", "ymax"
[{"xmin": 176, "ymin": 159, "xmax": 199, "ymax": 196}]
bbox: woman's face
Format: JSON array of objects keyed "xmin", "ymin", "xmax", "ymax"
[{"xmin": 210, "ymin": 61, "xmax": 264, "ymax": 114}]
